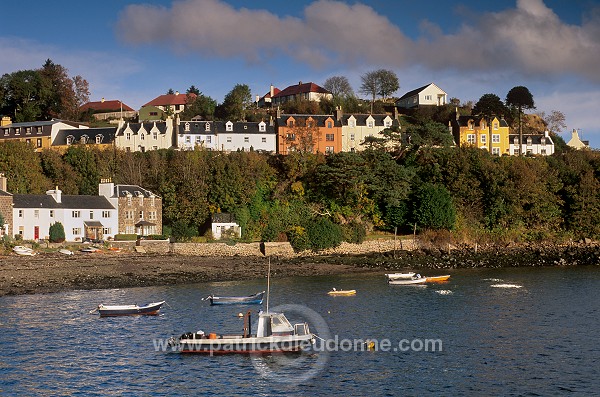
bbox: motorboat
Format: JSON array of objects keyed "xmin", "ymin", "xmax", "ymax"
[
  {"xmin": 388, "ymin": 274, "xmax": 427, "ymax": 285},
  {"xmin": 169, "ymin": 310, "xmax": 315, "ymax": 354},
  {"xmin": 204, "ymin": 291, "xmax": 265, "ymax": 306},
  {"xmin": 385, "ymin": 272, "xmax": 416, "ymax": 280},
  {"xmin": 327, "ymin": 288, "xmax": 356, "ymax": 296},
  {"xmin": 93, "ymin": 301, "xmax": 166, "ymax": 317},
  {"xmin": 13, "ymin": 246, "xmax": 35, "ymax": 256}
]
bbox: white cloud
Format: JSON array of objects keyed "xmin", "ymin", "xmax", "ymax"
[{"xmin": 116, "ymin": 0, "xmax": 600, "ymax": 82}]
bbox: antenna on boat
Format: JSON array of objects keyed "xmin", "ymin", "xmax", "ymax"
[{"xmin": 266, "ymin": 257, "xmax": 271, "ymax": 313}]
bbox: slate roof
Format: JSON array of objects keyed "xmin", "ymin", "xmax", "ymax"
[
  {"xmin": 79, "ymin": 100, "xmax": 134, "ymax": 112},
  {"xmin": 143, "ymin": 93, "xmax": 196, "ymax": 107},
  {"xmin": 277, "ymin": 114, "xmax": 342, "ymax": 127},
  {"xmin": 453, "ymin": 115, "xmax": 509, "ymax": 128},
  {"xmin": 212, "ymin": 213, "xmax": 236, "ymax": 223},
  {"xmin": 116, "ymin": 122, "xmax": 168, "ymax": 136},
  {"xmin": 508, "ymin": 134, "xmax": 554, "ymax": 145},
  {"xmin": 13, "ymin": 194, "xmax": 115, "ymax": 209},
  {"xmin": 272, "ymin": 82, "xmax": 331, "ymax": 99},
  {"xmin": 397, "ymin": 84, "xmax": 433, "ymax": 101},
  {"xmin": 340, "ymin": 114, "xmax": 393, "ymax": 127},
  {"xmin": 113, "ymin": 185, "xmax": 160, "ymax": 199},
  {"xmin": 54, "ymin": 127, "xmax": 117, "ymax": 145},
  {"xmin": 177, "ymin": 121, "xmax": 275, "ymax": 135},
  {"xmin": 260, "ymin": 87, "xmax": 281, "ymax": 100},
  {"xmin": 0, "ymin": 190, "xmax": 11, "ymax": 197}
]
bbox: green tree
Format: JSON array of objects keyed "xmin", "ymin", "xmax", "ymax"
[
  {"xmin": 412, "ymin": 183, "xmax": 456, "ymax": 230},
  {"xmin": 187, "ymin": 85, "xmax": 201, "ymax": 95},
  {"xmin": 215, "ymin": 84, "xmax": 252, "ymax": 121},
  {"xmin": 306, "ymin": 217, "xmax": 343, "ymax": 251},
  {"xmin": 323, "ymin": 76, "xmax": 354, "ymax": 104},
  {"xmin": 180, "ymin": 93, "xmax": 216, "ymax": 120},
  {"xmin": 473, "ymin": 93, "xmax": 507, "ymax": 153},
  {"xmin": 506, "ymin": 86, "xmax": 535, "ymax": 156},
  {"xmin": 0, "ymin": 70, "xmax": 44, "ymax": 122},
  {"xmin": 63, "ymin": 146, "xmax": 99, "ymax": 195},
  {"xmin": 359, "ymin": 69, "xmax": 399, "ymax": 113},
  {"xmin": 49, "ymin": 222, "xmax": 65, "ymax": 243}
]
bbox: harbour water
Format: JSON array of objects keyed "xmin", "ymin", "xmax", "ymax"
[{"xmin": 1, "ymin": 265, "xmax": 599, "ymax": 396}]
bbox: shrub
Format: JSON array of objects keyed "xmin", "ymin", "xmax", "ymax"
[
  {"xmin": 287, "ymin": 226, "xmax": 311, "ymax": 252},
  {"xmin": 49, "ymin": 222, "xmax": 66, "ymax": 243},
  {"xmin": 342, "ymin": 221, "xmax": 367, "ymax": 244},
  {"xmin": 306, "ymin": 217, "xmax": 343, "ymax": 251}
]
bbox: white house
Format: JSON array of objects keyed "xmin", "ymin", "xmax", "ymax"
[
  {"xmin": 271, "ymin": 82, "xmax": 333, "ymax": 106},
  {"xmin": 339, "ymin": 113, "xmax": 395, "ymax": 152},
  {"xmin": 115, "ymin": 118, "xmax": 174, "ymax": 152},
  {"xmin": 396, "ymin": 83, "xmax": 447, "ymax": 109},
  {"xmin": 211, "ymin": 213, "xmax": 241, "ymax": 239},
  {"xmin": 177, "ymin": 120, "xmax": 276, "ymax": 152},
  {"xmin": 509, "ymin": 131, "xmax": 555, "ymax": 156},
  {"xmin": 566, "ymin": 129, "xmax": 589, "ymax": 150},
  {"xmin": 12, "ymin": 188, "xmax": 118, "ymax": 242}
]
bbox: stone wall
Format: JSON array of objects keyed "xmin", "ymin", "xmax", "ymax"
[{"xmin": 128, "ymin": 237, "xmax": 418, "ymax": 258}]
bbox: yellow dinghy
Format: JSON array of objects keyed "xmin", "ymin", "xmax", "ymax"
[
  {"xmin": 327, "ymin": 288, "xmax": 357, "ymax": 296},
  {"xmin": 425, "ymin": 275, "xmax": 451, "ymax": 283}
]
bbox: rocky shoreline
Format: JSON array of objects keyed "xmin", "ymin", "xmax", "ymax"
[{"xmin": 1, "ymin": 243, "xmax": 599, "ymax": 297}]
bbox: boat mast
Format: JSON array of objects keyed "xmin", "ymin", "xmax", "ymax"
[{"xmin": 266, "ymin": 257, "xmax": 270, "ymax": 313}]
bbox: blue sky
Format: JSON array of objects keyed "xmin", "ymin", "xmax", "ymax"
[{"xmin": 2, "ymin": 0, "xmax": 600, "ymax": 147}]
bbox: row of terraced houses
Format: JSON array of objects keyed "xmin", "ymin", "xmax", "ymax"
[{"xmin": 0, "ymin": 81, "xmax": 574, "ymax": 157}]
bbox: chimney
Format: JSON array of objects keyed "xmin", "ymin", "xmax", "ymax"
[
  {"xmin": 175, "ymin": 91, "xmax": 179, "ymax": 96},
  {"xmin": 0, "ymin": 173, "xmax": 7, "ymax": 192},
  {"xmin": 335, "ymin": 106, "xmax": 343, "ymax": 121},
  {"xmin": 1, "ymin": 116, "xmax": 11, "ymax": 126},
  {"xmin": 455, "ymin": 106, "xmax": 459, "ymax": 121},
  {"xmin": 270, "ymin": 84, "xmax": 274, "ymax": 97},
  {"xmin": 298, "ymin": 81, "xmax": 302, "ymax": 86},
  {"xmin": 46, "ymin": 186, "xmax": 62, "ymax": 203},
  {"xmin": 101, "ymin": 97, "xmax": 105, "ymax": 103}
]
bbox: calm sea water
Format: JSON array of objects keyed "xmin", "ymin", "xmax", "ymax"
[{"xmin": 1, "ymin": 265, "xmax": 599, "ymax": 396}]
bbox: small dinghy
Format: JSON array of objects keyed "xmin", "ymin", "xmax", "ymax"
[
  {"xmin": 13, "ymin": 246, "xmax": 35, "ymax": 256},
  {"xmin": 204, "ymin": 291, "xmax": 265, "ymax": 306},
  {"xmin": 327, "ymin": 288, "xmax": 356, "ymax": 296},
  {"xmin": 59, "ymin": 249, "xmax": 74, "ymax": 255},
  {"xmin": 385, "ymin": 272, "xmax": 416, "ymax": 280},
  {"xmin": 92, "ymin": 301, "xmax": 166, "ymax": 317}
]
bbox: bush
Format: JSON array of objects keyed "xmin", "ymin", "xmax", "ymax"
[
  {"xmin": 49, "ymin": 222, "xmax": 65, "ymax": 243},
  {"xmin": 306, "ymin": 217, "xmax": 343, "ymax": 251},
  {"xmin": 342, "ymin": 221, "xmax": 366, "ymax": 244},
  {"xmin": 286, "ymin": 226, "xmax": 311, "ymax": 252}
]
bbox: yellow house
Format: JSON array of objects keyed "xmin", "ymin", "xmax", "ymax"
[
  {"xmin": 0, "ymin": 119, "xmax": 87, "ymax": 152},
  {"xmin": 450, "ymin": 114, "xmax": 510, "ymax": 156}
]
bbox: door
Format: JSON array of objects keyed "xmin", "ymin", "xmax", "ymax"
[{"xmin": 34, "ymin": 226, "xmax": 39, "ymax": 240}]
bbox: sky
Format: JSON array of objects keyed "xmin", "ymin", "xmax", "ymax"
[{"xmin": 2, "ymin": 0, "xmax": 600, "ymax": 147}]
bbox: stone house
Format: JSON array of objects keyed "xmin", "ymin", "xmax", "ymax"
[{"xmin": 0, "ymin": 174, "xmax": 13, "ymax": 237}]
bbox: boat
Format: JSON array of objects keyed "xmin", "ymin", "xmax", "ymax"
[
  {"xmin": 385, "ymin": 272, "xmax": 416, "ymax": 280},
  {"xmin": 13, "ymin": 246, "xmax": 35, "ymax": 256},
  {"xmin": 59, "ymin": 249, "xmax": 74, "ymax": 255},
  {"xmin": 204, "ymin": 291, "xmax": 265, "ymax": 305},
  {"xmin": 169, "ymin": 309, "xmax": 315, "ymax": 354},
  {"xmin": 425, "ymin": 275, "xmax": 451, "ymax": 283},
  {"xmin": 93, "ymin": 301, "xmax": 165, "ymax": 317},
  {"xmin": 388, "ymin": 274, "xmax": 427, "ymax": 285},
  {"xmin": 169, "ymin": 259, "xmax": 315, "ymax": 354},
  {"xmin": 80, "ymin": 247, "xmax": 101, "ymax": 253},
  {"xmin": 327, "ymin": 288, "xmax": 356, "ymax": 296}
]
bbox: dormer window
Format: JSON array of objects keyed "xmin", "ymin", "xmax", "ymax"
[
  {"xmin": 205, "ymin": 122, "xmax": 210, "ymax": 131},
  {"xmin": 327, "ymin": 121, "xmax": 332, "ymax": 128},
  {"xmin": 348, "ymin": 119, "xmax": 356, "ymax": 128},
  {"xmin": 226, "ymin": 121, "xmax": 233, "ymax": 132},
  {"xmin": 66, "ymin": 135, "xmax": 74, "ymax": 145},
  {"xmin": 140, "ymin": 132, "xmax": 145, "ymax": 140},
  {"xmin": 95, "ymin": 135, "xmax": 103, "ymax": 144},
  {"xmin": 288, "ymin": 120, "xmax": 294, "ymax": 128},
  {"xmin": 367, "ymin": 120, "xmax": 374, "ymax": 128},
  {"xmin": 468, "ymin": 121, "xmax": 474, "ymax": 130},
  {"xmin": 541, "ymin": 137, "xmax": 546, "ymax": 146},
  {"xmin": 527, "ymin": 137, "xmax": 532, "ymax": 145},
  {"xmin": 258, "ymin": 122, "xmax": 266, "ymax": 132},
  {"xmin": 80, "ymin": 135, "xmax": 89, "ymax": 144},
  {"xmin": 185, "ymin": 122, "xmax": 190, "ymax": 132}
]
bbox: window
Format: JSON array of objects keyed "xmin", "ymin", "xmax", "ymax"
[
  {"xmin": 149, "ymin": 211, "xmax": 157, "ymax": 221},
  {"xmin": 349, "ymin": 120, "xmax": 356, "ymax": 128},
  {"xmin": 151, "ymin": 196, "xmax": 156, "ymax": 207},
  {"xmin": 15, "ymin": 128, "xmax": 21, "ymax": 135},
  {"xmin": 205, "ymin": 122, "xmax": 210, "ymax": 131},
  {"xmin": 125, "ymin": 210, "xmax": 134, "ymax": 220},
  {"xmin": 350, "ymin": 134, "xmax": 355, "ymax": 141},
  {"xmin": 226, "ymin": 122, "xmax": 233, "ymax": 132},
  {"xmin": 259, "ymin": 122, "xmax": 266, "ymax": 132},
  {"xmin": 288, "ymin": 120, "xmax": 294, "ymax": 127},
  {"xmin": 2, "ymin": 129, "xmax": 8, "ymax": 136},
  {"xmin": 149, "ymin": 112, "xmax": 158, "ymax": 116},
  {"xmin": 326, "ymin": 134, "xmax": 334, "ymax": 141},
  {"xmin": 186, "ymin": 136, "xmax": 191, "ymax": 144},
  {"xmin": 286, "ymin": 133, "xmax": 296, "ymax": 141},
  {"xmin": 102, "ymin": 227, "xmax": 111, "ymax": 235},
  {"xmin": 494, "ymin": 122, "xmax": 499, "ymax": 130},
  {"xmin": 72, "ymin": 228, "xmax": 81, "ymax": 236},
  {"xmin": 127, "ymin": 196, "xmax": 132, "ymax": 206},
  {"xmin": 49, "ymin": 210, "xmax": 54, "ymax": 218},
  {"xmin": 80, "ymin": 135, "xmax": 88, "ymax": 144},
  {"xmin": 481, "ymin": 135, "xmax": 487, "ymax": 144},
  {"xmin": 184, "ymin": 122, "xmax": 190, "ymax": 132},
  {"xmin": 384, "ymin": 120, "xmax": 391, "ymax": 128},
  {"xmin": 89, "ymin": 211, "xmax": 94, "ymax": 219},
  {"xmin": 262, "ymin": 137, "xmax": 267, "ymax": 143},
  {"xmin": 492, "ymin": 147, "xmax": 500, "ymax": 156},
  {"xmin": 327, "ymin": 121, "xmax": 332, "ymax": 128},
  {"xmin": 25, "ymin": 127, "xmax": 32, "ymax": 135},
  {"xmin": 102, "ymin": 211, "xmax": 110, "ymax": 218},
  {"xmin": 17, "ymin": 209, "xmax": 23, "ymax": 218},
  {"xmin": 227, "ymin": 137, "xmax": 232, "ymax": 143},
  {"xmin": 206, "ymin": 136, "xmax": 211, "ymax": 143},
  {"xmin": 541, "ymin": 149, "xmax": 547, "ymax": 155},
  {"xmin": 367, "ymin": 120, "xmax": 374, "ymax": 128},
  {"xmin": 139, "ymin": 210, "xmax": 144, "ymax": 220},
  {"xmin": 153, "ymin": 132, "xmax": 158, "ymax": 140},
  {"xmin": 468, "ymin": 122, "xmax": 473, "ymax": 130},
  {"xmin": 34, "ymin": 210, "xmax": 39, "ymax": 218},
  {"xmin": 195, "ymin": 136, "xmax": 201, "ymax": 144},
  {"xmin": 95, "ymin": 135, "xmax": 103, "ymax": 144},
  {"xmin": 425, "ymin": 95, "xmax": 432, "ymax": 101},
  {"xmin": 492, "ymin": 134, "xmax": 500, "ymax": 143},
  {"xmin": 140, "ymin": 133, "xmax": 145, "ymax": 140},
  {"xmin": 126, "ymin": 226, "xmax": 135, "ymax": 234},
  {"xmin": 325, "ymin": 146, "xmax": 334, "ymax": 153},
  {"xmin": 72, "ymin": 210, "xmax": 80, "ymax": 218},
  {"xmin": 541, "ymin": 138, "xmax": 546, "ymax": 145},
  {"xmin": 26, "ymin": 139, "xmax": 31, "ymax": 145},
  {"xmin": 244, "ymin": 137, "xmax": 249, "ymax": 143},
  {"xmin": 467, "ymin": 134, "xmax": 476, "ymax": 144},
  {"xmin": 66, "ymin": 136, "xmax": 74, "ymax": 145},
  {"xmin": 126, "ymin": 132, "xmax": 131, "ymax": 140},
  {"xmin": 37, "ymin": 126, "xmax": 43, "ymax": 134},
  {"xmin": 527, "ymin": 137, "xmax": 532, "ymax": 145}
]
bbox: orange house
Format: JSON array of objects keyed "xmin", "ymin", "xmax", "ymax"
[{"xmin": 276, "ymin": 114, "xmax": 342, "ymax": 155}]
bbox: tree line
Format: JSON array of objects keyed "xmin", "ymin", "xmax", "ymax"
[{"xmin": 1, "ymin": 139, "xmax": 599, "ymax": 249}]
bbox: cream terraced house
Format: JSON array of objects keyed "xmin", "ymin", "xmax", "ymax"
[
  {"xmin": 339, "ymin": 113, "xmax": 395, "ymax": 152},
  {"xmin": 114, "ymin": 119, "xmax": 175, "ymax": 152}
]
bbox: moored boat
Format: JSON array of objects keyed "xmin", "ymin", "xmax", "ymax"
[
  {"xmin": 169, "ymin": 310, "xmax": 315, "ymax": 354},
  {"xmin": 13, "ymin": 246, "xmax": 35, "ymax": 256},
  {"xmin": 94, "ymin": 301, "xmax": 165, "ymax": 317},
  {"xmin": 205, "ymin": 291, "xmax": 265, "ymax": 305},
  {"xmin": 327, "ymin": 288, "xmax": 356, "ymax": 296},
  {"xmin": 59, "ymin": 248, "xmax": 74, "ymax": 255},
  {"xmin": 425, "ymin": 275, "xmax": 451, "ymax": 283},
  {"xmin": 385, "ymin": 272, "xmax": 416, "ymax": 280},
  {"xmin": 388, "ymin": 274, "xmax": 427, "ymax": 285}
]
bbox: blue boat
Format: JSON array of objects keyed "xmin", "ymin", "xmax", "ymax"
[{"xmin": 205, "ymin": 291, "xmax": 265, "ymax": 306}]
